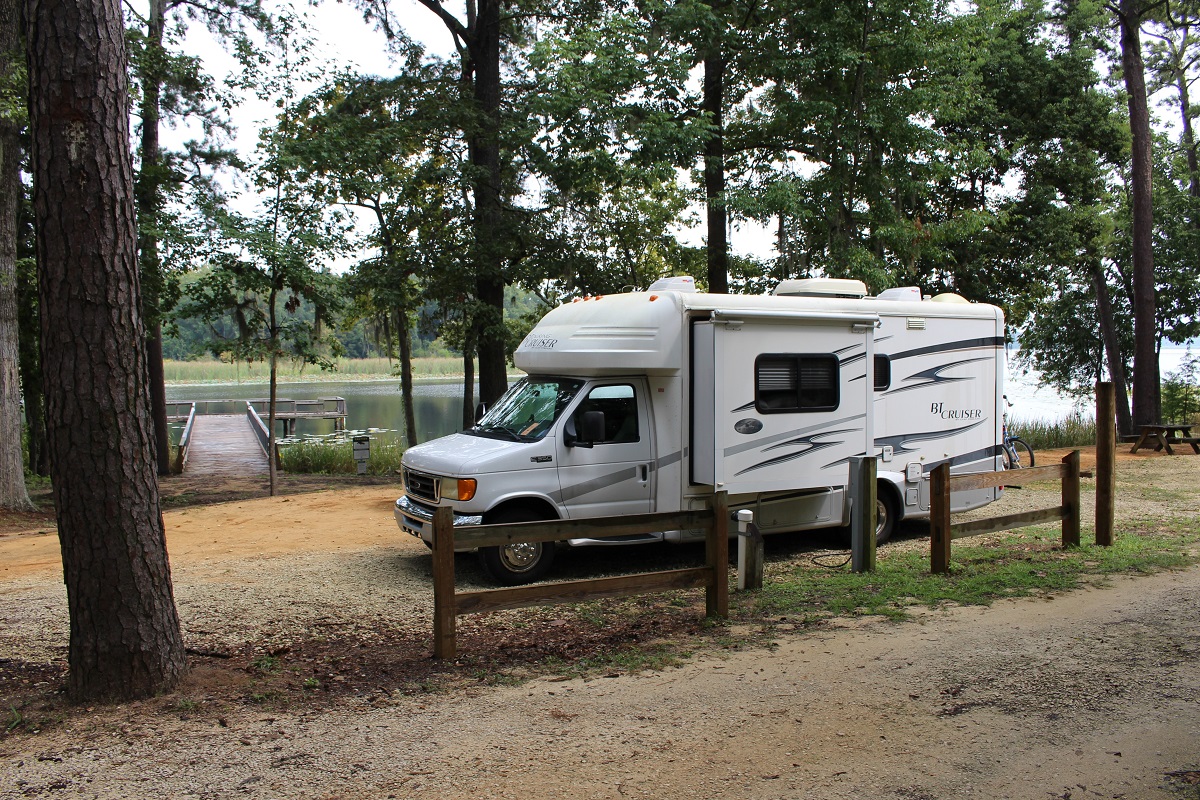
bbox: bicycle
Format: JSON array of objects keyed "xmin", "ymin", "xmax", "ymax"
[{"xmin": 1001, "ymin": 401, "xmax": 1035, "ymax": 469}]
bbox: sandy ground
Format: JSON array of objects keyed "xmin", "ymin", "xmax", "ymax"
[{"xmin": 1, "ymin": 448, "xmax": 1199, "ymax": 799}]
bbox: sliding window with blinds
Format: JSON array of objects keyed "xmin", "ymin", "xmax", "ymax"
[{"xmin": 755, "ymin": 354, "xmax": 839, "ymax": 412}]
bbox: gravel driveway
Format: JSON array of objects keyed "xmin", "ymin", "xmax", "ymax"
[{"xmin": 1, "ymin": 448, "xmax": 1198, "ymax": 799}]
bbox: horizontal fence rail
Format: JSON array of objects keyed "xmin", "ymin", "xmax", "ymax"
[
  {"xmin": 432, "ymin": 495, "xmax": 729, "ymax": 660},
  {"xmin": 930, "ymin": 451, "xmax": 1082, "ymax": 573}
]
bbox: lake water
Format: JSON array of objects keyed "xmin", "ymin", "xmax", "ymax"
[
  {"xmin": 165, "ymin": 379, "xmax": 470, "ymax": 444},
  {"xmin": 166, "ymin": 346, "xmax": 1198, "ymax": 444},
  {"xmin": 1005, "ymin": 346, "xmax": 1194, "ymax": 423}
]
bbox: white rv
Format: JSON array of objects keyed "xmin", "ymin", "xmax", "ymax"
[{"xmin": 395, "ymin": 277, "xmax": 1006, "ymax": 584}]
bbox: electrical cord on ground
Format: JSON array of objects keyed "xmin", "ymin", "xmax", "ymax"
[{"xmin": 811, "ymin": 551, "xmax": 852, "ymax": 569}]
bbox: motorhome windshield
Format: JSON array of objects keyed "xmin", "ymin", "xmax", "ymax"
[{"xmin": 468, "ymin": 377, "xmax": 584, "ymax": 442}]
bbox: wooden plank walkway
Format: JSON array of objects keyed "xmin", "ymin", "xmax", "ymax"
[{"xmin": 184, "ymin": 415, "xmax": 269, "ymax": 476}]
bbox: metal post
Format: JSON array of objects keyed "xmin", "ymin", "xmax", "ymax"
[
  {"xmin": 736, "ymin": 509, "xmax": 764, "ymax": 591},
  {"xmin": 352, "ymin": 435, "xmax": 370, "ymax": 475}
]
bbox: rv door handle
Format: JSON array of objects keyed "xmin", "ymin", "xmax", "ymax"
[{"xmin": 639, "ymin": 464, "xmax": 649, "ymax": 483}]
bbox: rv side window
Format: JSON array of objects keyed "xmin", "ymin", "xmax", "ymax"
[
  {"xmin": 573, "ymin": 384, "xmax": 640, "ymax": 443},
  {"xmin": 874, "ymin": 355, "xmax": 891, "ymax": 391},
  {"xmin": 755, "ymin": 354, "xmax": 839, "ymax": 413}
]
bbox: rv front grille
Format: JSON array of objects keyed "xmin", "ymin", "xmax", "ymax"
[{"xmin": 403, "ymin": 468, "xmax": 438, "ymax": 502}]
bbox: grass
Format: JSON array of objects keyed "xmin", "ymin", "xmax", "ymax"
[
  {"xmin": 749, "ymin": 524, "xmax": 1200, "ymax": 624},
  {"xmin": 278, "ymin": 436, "xmax": 405, "ymax": 475},
  {"xmin": 162, "ymin": 356, "xmax": 470, "ymax": 384},
  {"xmin": 1009, "ymin": 412, "xmax": 1097, "ymax": 449}
]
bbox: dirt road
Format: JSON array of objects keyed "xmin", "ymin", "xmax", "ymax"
[{"xmin": 2, "ymin": 451, "xmax": 1199, "ymax": 799}]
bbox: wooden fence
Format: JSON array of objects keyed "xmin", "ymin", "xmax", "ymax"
[
  {"xmin": 929, "ymin": 451, "xmax": 1083, "ymax": 573},
  {"xmin": 431, "ymin": 494, "xmax": 729, "ymax": 659}
]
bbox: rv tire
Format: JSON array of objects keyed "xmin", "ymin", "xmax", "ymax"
[
  {"xmin": 875, "ymin": 487, "xmax": 898, "ymax": 546},
  {"xmin": 479, "ymin": 508, "xmax": 556, "ymax": 585}
]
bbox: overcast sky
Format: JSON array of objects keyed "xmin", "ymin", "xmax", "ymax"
[{"xmin": 169, "ymin": 0, "xmax": 775, "ymax": 266}]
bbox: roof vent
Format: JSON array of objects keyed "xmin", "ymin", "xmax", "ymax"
[
  {"xmin": 773, "ymin": 278, "xmax": 868, "ymax": 299},
  {"xmin": 876, "ymin": 286, "xmax": 922, "ymax": 301},
  {"xmin": 647, "ymin": 276, "xmax": 698, "ymax": 293}
]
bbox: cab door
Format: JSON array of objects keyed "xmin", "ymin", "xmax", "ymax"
[{"xmin": 555, "ymin": 380, "xmax": 655, "ymax": 518}]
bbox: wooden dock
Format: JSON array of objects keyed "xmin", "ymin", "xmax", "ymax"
[
  {"xmin": 183, "ymin": 415, "xmax": 269, "ymax": 476},
  {"xmin": 167, "ymin": 397, "xmax": 347, "ymax": 477}
]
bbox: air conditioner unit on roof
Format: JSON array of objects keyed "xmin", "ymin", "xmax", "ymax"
[{"xmin": 772, "ymin": 278, "xmax": 868, "ymax": 299}]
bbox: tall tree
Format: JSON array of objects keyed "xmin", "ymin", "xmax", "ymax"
[
  {"xmin": 1113, "ymin": 0, "xmax": 1163, "ymax": 426},
  {"xmin": 185, "ymin": 15, "xmax": 347, "ymax": 494},
  {"xmin": 1, "ymin": 0, "xmax": 33, "ymax": 510},
  {"xmin": 752, "ymin": 0, "xmax": 949, "ymax": 293},
  {"xmin": 26, "ymin": 0, "xmax": 186, "ymax": 700},
  {"xmin": 128, "ymin": 0, "xmax": 265, "ymax": 476},
  {"xmin": 414, "ymin": 0, "xmax": 511, "ymax": 407},
  {"xmin": 295, "ymin": 64, "xmax": 465, "ymax": 448}
]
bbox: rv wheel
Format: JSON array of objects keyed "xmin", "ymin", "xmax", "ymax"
[
  {"xmin": 875, "ymin": 488, "xmax": 898, "ymax": 546},
  {"xmin": 479, "ymin": 508, "xmax": 556, "ymax": 585}
]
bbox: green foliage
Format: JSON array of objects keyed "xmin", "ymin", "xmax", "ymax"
[
  {"xmin": 1162, "ymin": 348, "xmax": 1200, "ymax": 424},
  {"xmin": 278, "ymin": 437, "xmax": 405, "ymax": 475},
  {"xmin": 181, "ymin": 13, "xmax": 348, "ymax": 374}
]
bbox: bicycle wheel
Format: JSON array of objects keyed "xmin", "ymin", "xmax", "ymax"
[{"xmin": 1011, "ymin": 438, "xmax": 1035, "ymax": 468}]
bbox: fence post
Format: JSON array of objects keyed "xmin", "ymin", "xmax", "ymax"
[
  {"xmin": 707, "ymin": 492, "xmax": 729, "ymax": 617},
  {"xmin": 1095, "ymin": 382, "xmax": 1116, "ymax": 546},
  {"xmin": 930, "ymin": 463, "xmax": 951, "ymax": 574},
  {"xmin": 850, "ymin": 457, "xmax": 878, "ymax": 573},
  {"xmin": 736, "ymin": 510, "xmax": 764, "ymax": 591},
  {"xmin": 1061, "ymin": 450, "xmax": 1081, "ymax": 548},
  {"xmin": 432, "ymin": 507, "xmax": 457, "ymax": 659}
]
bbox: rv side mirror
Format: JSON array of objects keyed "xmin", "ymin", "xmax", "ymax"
[
  {"xmin": 565, "ymin": 411, "xmax": 604, "ymax": 448},
  {"xmin": 474, "ymin": 402, "xmax": 488, "ymax": 423}
]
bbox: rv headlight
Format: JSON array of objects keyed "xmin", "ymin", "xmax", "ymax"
[{"xmin": 442, "ymin": 478, "xmax": 477, "ymax": 502}]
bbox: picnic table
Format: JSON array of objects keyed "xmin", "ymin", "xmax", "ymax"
[{"xmin": 1130, "ymin": 423, "xmax": 1200, "ymax": 455}]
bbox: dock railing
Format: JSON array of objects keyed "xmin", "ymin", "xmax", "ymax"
[{"xmin": 172, "ymin": 402, "xmax": 197, "ymax": 473}]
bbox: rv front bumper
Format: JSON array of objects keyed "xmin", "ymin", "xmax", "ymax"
[{"xmin": 394, "ymin": 495, "xmax": 483, "ymax": 546}]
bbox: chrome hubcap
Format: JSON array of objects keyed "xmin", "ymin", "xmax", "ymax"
[{"xmin": 500, "ymin": 542, "xmax": 541, "ymax": 571}]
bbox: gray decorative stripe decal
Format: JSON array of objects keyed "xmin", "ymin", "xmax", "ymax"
[
  {"xmin": 557, "ymin": 466, "xmax": 642, "ymax": 502},
  {"xmin": 552, "ymin": 450, "xmax": 683, "ymax": 503},
  {"xmin": 873, "ymin": 419, "xmax": 988, "ymax": 455},
  {"xmin": 820, "ymin": 421, "xmax": 990, "ymax": 470},
  {"xmin": 888, "ymin": 336, "xmax": 1005, "ymax": 362},
  {"xmin": 723, "ymin": 414, "xmax": 867, "ymax": 457},
  {"xmin": 735, "ymin": 429, "xmax": 860, "ymax": 476},
  {"xmin": 883, "ymin": 357, "xmax": 991, "ymax": 396}
]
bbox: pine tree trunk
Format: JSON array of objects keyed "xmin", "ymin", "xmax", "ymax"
[
  {"xmin": 470, "ymin": 0, "xmax": 508, "ymax": 407},
  {"xmin": 396, "ymin": 308, "xmax": 418, "ymax": 447},
  {"xmin": 26, "ymin": 0, "xmax": 186, "ymax": 700},
  {"xmin": 1118, "ymin": 0, "xmax": 1161, "ymax": 427},
  {"xmin": 462, "ymin": 334, "xmax": 476, "ymax": 430},
  {"xmin": 0, "ymin": 0, "xmax": 33, "ymax": 510},
  {"xmin": 703, "ymin": 49, "xmax": 729, "ymax": 294},
  {"xmin": 136, "ymin": 0, "xmax": 173, "ymax": 477}
]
